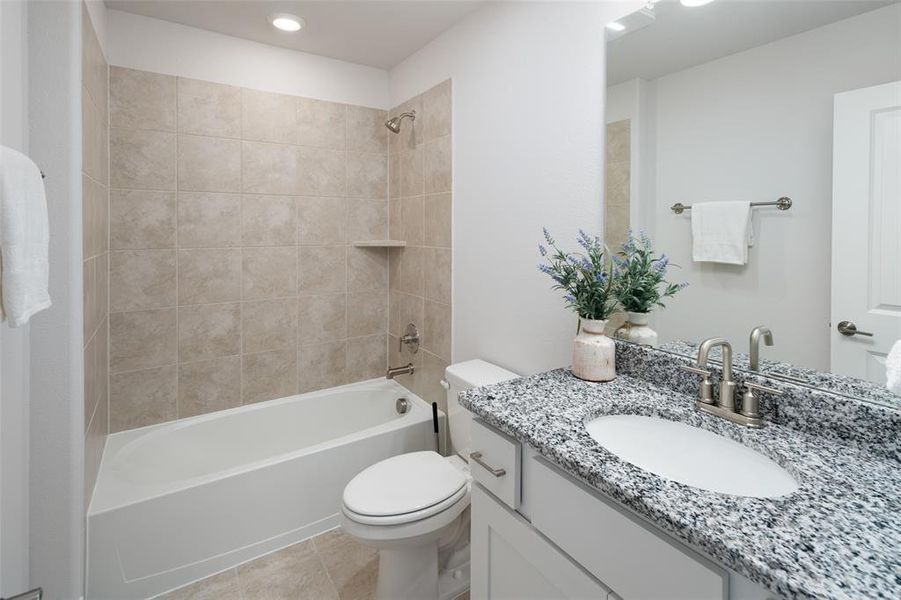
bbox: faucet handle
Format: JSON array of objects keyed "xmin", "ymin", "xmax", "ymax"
[
  {"xmin": 740, "ymin": 381, "xmax": 781, "ymax": 420},
  {"xmin": 744, "ymin": 381, "xmax": 782, "ymax": 395},
  {"xmin": 680, "ymin": 365, "xmax": 715, "ymax": 404},
  {"xmin": 680, "ymin": 365, "xmax": 712, "ymax": 377}
]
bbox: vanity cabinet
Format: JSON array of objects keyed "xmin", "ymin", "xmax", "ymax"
[{"xmin": 469, "ymin": 419, "xmax": 774, "ymax": 600}]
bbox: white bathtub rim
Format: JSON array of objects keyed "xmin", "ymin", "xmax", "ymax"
[{"xmin": 90, "ymin": 378, "xmax": 437, "ymax": 515}]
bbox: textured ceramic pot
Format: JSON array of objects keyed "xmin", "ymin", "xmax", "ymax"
[
  {"xmin": 572, "ymin": 318, "xmax": 616, "ymax": 382},
  {"xmin": 615, "ymin": 311, "xmax": 659, "ymax": 347}
]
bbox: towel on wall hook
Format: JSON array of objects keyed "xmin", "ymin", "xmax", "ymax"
[{"xmin": 0, "ymin": 146, "xmax": 52, "ymax": 326}]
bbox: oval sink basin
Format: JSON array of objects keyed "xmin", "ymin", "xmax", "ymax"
[{"xmin": 585, "ymin": 415, "xmax": 798, "ymax": 498}]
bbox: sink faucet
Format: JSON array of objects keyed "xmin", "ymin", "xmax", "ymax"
[
  {"xmin": 386, "ymin": 363, "xmax": 414, "ymax": 379},
  {"xmin": 749, "ymin": 325, "xmax": 773, "ymax": 371},
  {"xmin": 681, "ymin": 336, "xmax": 779, "ymax": 428}
]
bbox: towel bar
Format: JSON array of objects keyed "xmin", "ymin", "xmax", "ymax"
[{"xmin": 671, "ymin": 197, "xmax": 791, "ymax": 214}]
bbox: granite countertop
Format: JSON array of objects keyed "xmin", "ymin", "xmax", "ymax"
[{"xmin": 459, "ymin": 369, "xmax": 901, "ymax": 600}]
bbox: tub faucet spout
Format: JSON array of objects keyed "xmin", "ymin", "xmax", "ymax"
[{"xmin": 386, "ymin": 363, "xmax": 414, "ymax": 379}]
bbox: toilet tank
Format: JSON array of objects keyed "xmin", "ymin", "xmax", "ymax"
[{"xmin": 444, "ymin": 360, "xmax": 518, "ymax": 459}]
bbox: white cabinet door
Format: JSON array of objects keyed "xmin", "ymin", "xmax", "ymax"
[
  {"xmin": 831, "ymin": 81, "xmax": 901, "ymax": 382},
  {"xmin": 471, "ymin": 483, "xmax": 609, "ymax": 600}
]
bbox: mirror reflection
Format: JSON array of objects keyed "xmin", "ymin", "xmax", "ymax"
[{"xmin": 604, "ymin": 0, "xmax": 901, "ymax": 407}]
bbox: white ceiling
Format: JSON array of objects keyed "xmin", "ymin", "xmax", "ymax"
[
  {"xmin": 607, "ymin": 0, "xmax": 897, "ymax": 86},
  {"xmin": 104, "ymin": 0, "xmax": 485, "ymax": 69}
]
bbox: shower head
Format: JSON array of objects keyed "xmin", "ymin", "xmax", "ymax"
[{"xmin": 385, "ymin": 110, "xmax": 416, "ymax": 134}]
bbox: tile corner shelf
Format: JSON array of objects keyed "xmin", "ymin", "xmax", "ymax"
[{"xmin": 352, "ymin": 240, "xmax": 407, "ymax": 248}]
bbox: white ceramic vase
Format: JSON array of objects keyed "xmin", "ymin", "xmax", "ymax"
[
  {"xmin": 572, "ymin": 318, "xmax": 616, "ymax": 382},
  {"xmin": 615, "ymin": 311, "xmax": 659, "ymax": 347}
]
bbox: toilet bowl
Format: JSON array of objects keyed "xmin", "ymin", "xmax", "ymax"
[{"xmin": 340, "ymin": 360, "xmax": 519, "ymax": 600}]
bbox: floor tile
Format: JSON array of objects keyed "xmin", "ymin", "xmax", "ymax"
[{"xmin": 156, "ymin": 568, "xmax": 241, "ymax": 600}]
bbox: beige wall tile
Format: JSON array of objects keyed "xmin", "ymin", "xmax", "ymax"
[
  {"xmin": 178, "ymin": 77, "xmax": 242, "ymax": 138},
  {"xmin": 298, "ymin": 197, "xmax": 345, "ymax": 245},
  {"xmin": 347, "ymin": 291, "xmax": 387, "ymax": 337},
  {"xmin": 389, "ymin": 291, "xmax": 423, "ymax": 337},
  {"xmin": 243, "ymin": 195, "xmax": 297, "ymax": 246},
  {"xmin": 81, "ymin": 4, "xmax": 108, "ymax": 116},
  {"xmin": 423, "ymin": 136, "xmax": 452, "ymax": 194},
  {"xmin": 400, "ymin": 196, "xmax": 423, "ymax": 245},
  {"xmin": 399, "ymin": 149, "xmax": 423, "ymax": 198},
  {"xmin": 110, "ymin": 308, "xmax": 177, "ymax": 372},
  {"xmin": 299, "ymin": 246, "xmax": 346, "ymax": 294},
  {"xmin": 82, "ymin": 90, "xmax": 107, "ymax": 184},
  {"xmin": 82, "ymin": 173, "xmax": 108, "ymax": 258},
  {"xmin": 110, "ymin": 67, "xmax": 176, "ymax": 131},
  {"xmin": 298, "ymin": 293, "xmax": 346, "ymax": 345},
  {"xmin": 297, "ymin": 97, "xmax": 346, "ymax": 150},
  {"xmin": 109, "ymin": 365, "xmax": 177, "ymax": 432},
  {"xmin": 243, "ymin": 246, "xmax": 297, "ymax": 300},
  {"xmin": 243, "ymin": 298, "xmax": 298, "ymax": 353},
  {"xmin": 346, "ymin": 198, "xmax": 387, "ymax": 242},
  {"xmin": 110, "ymin": 189, "xmax": 176, "ymax": 250},
  {"xmin": 416, "ymin": 351, "xmax": 451, "ymax": 411},
  {"xmin": 177, "ymin": 356, "xmax": 241, "ymax": 418},
  {"xmin": 347, "ymin": 153, "xmax": 386, "ymax": 199},
  {"xmin": 424, "ymin": 193, "xmax": 451, "ymax": 248},
  {"xmin": 347, "ymin": 105, "xmax": 387, "ymax": 154},
  {"xmin": 606, "ymin": 119, "xmax": 630, "ymax": 163},
  {"xmin": 83, "ymin": 258, "xmax": 97, "ymax": 341},
  {"xmin": 110, "ymin": 128, "xmax": 176, "ymax": 190},
  {"xmin": 178, "ymin": 248, "xmax": 242, "ymax": 305},
  {"xmin": 421, "ymin": 80, "xmax": 452, "ymax": 142},
  {"xmin": 177, "ymin": 192, "xmax": 242, "ymax": 248},
  {"xmin": 178, "ymin": 303, "xmax": 242, "ymax": 362},
  {"xmin": 348, "ymin": 247, "xmax": 388, "ymax": 292},
  {"xmin": 243, "ymin": 88, "xmax": 297, "ymax": 144},
  {"xmin": 424, "ymin": 300, "xmax": 451, "ymax": 362},
  {"xmin": 388, "ymin": 199, "xmax": 401, "ymax": 240},
  {"xmin": 242, "ymin": 349, "xmax": 298, "ymax": 404},
  {"xmin": 242, "ymin": 141, "xmax": 298, "ymax": 195},
  {"xmin": 178, "ymin": 134, "xmax": 242, "ymax": 192},
  {"xmin": 423, "ymin": 247, "xmax": 452, "ymax": 304},
  {"xmin": 391, "ymin": 246, "xmax": 423, "ymax": 296},
  {"xmin": 346, "ymin": 334, "xmax": 387, "ymax": 382},
  {"xmin": 110, "ymin": 250, "xmax": 177, "ymax": 312},
  {"xmin": 298, "ymin": 341, "xmax": 346, "ymax": 393},
  {"xmin": 297, "ymin": 147, "xmax": 346, "ymax": 197},
  {"xmin": 84, "ymin": 330, "xmax": 99, "ymax": 430},
  {"xmin": 388, "ymin": 153, "xmax": 401, "ymax": 200}
]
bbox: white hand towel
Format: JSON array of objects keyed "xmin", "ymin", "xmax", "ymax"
[
  {"xmin": 690, "ymin": 201, "xmax": 754, "ymax": 265},
  {"xmin": 886, "ymin": 340, "xmax": 901, "ymax": 396},
  {"xmin": 0, "ymin": 146, "xmax": 51, "ymax": 327}
]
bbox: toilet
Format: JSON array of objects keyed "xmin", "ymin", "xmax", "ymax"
[{"xmin": 340, "ymin": 360, "xmax": 518, "ymax": 600}]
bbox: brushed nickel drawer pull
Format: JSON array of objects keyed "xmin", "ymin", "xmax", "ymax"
[{"xmin": 469, "ymin": 452, "xmax": 506, "ymax": 477}]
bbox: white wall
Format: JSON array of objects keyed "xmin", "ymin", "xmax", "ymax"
[
  {"xmin": 390, "ymin": 1, "xmax": 643, "ymax": 375},
  {"xmin": 28, "ymin": 1, "xmax": 85, "ymax": 597},
  {"xmin": 643, "ymin": 4, "xmax": 901, "ymax": 370},
  {"xmin": 107, "ymin": 9, "xmax": 390, "ymax": 108},
  {"xmin": 0, "ymin": 1, "xmax": 32, "ymax": 594}
]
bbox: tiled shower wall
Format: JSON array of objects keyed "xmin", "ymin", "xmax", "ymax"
[
  {"xmin": 83, "ymin": 3, "xmax": 110, "ymax": 504},
  {"xmin": 386, "ymin": 80, "xmax": 453, "ymax": 411},
  {"xmin": 604, "ymin": 119, "xmax": 630, "ymax": 252},
  {"xmin": 107, "ymin": 67, "xmax": 390, "ymax": 432}
]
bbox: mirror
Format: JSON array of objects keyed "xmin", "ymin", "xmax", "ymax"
[{"xmin": 604, "ymin": 0, "xmax": 901, "ymax": 408}]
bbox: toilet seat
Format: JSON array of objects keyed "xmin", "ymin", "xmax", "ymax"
[{"xmin": 342, "ymin": 451, "xmax": 469, "ymax": 526}]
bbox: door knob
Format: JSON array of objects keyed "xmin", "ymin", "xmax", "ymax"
[{"xmin": 837, "ymin": 320, "xmax": 873, "ymax": 337}]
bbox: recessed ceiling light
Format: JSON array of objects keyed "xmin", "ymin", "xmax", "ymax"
[
  {"xmin": 606, "ymin": 21, "xmax": 626, "ymax": 32},
  {"xmin": 270, "ymin": 13, "xmax": 304, "ymax": 32},
  {"xmin": 680, "ymin": 0, "xmax": 717, "ymax": 6}
]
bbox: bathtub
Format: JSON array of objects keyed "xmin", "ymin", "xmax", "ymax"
[{"xmin": 87, "ymin": 378, "xmax": 441, "ymax": 599}]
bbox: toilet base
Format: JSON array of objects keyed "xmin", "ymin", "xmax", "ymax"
[
  {"xmin": 438, "ymin": 560, "xmax": 470, "ymax": 600},
  {"xmin": 374, "ymin": 542, "xmax": 470, "ymax": 600}
]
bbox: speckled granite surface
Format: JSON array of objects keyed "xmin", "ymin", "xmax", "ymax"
[
  {"xmin": 459, "ymin": 345, "xmax": 901, "ymax": 600},
  {"xmin": 661, "ymin": 339, "xmax": 901, "ymax": 410}
]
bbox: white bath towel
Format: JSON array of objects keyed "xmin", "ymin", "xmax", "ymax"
[
  {"xmin": 691, "ymin": 201, "xmax": 754, "ymax": 265},
  {"xmin": 0, "ymin": 146, "xmax": 51, "ymax": 327},
  {"xmin": 886, "ymin": 340, "xmax": 901, "ymax": 396}
]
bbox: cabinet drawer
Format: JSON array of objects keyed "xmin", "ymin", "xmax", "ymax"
[
  {"xmin": 530, "ymin": 457, "xmax": 727, "ymax": 600},
  {"xmin": 469, "ymin": 419, "xmax": 521, "ymax": 509},
  {"xmin": 471, "ymin": 484, "xmax": 609, "ymax": 600}
]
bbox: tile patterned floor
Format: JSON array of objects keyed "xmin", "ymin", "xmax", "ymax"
[{"xmin": 156, "ymin": 528, "xmax": 471, "ymax": 600}]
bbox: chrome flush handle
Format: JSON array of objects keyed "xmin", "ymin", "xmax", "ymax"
[{"xmin": 469, "ymin": 452, "xmax": 506, "ymax": 477}]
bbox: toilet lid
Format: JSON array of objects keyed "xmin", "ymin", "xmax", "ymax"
[{"xmin": 343, "ymin": 451, "xmax": 467, "ymax": 518}]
